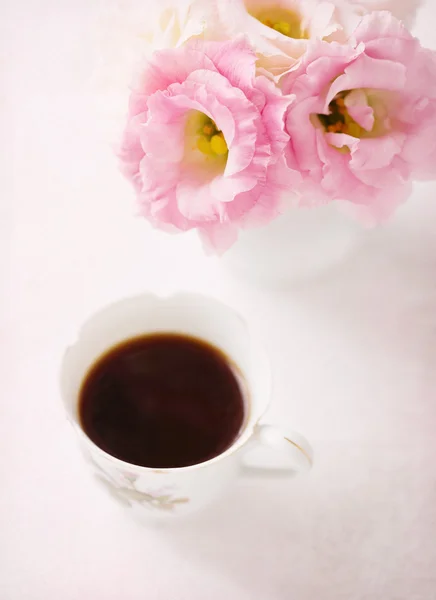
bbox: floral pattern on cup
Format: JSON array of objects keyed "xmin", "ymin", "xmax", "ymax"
[
  {"xmin": 88, "ymin": 454, "xmax": 189, "ymax": 511},
  {"xmin": 95, "ymin": 474, "xmax": 189, "ymax": 510}
]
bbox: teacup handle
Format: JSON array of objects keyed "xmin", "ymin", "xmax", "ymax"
[{"xmin": 242, "ymin": 424, "xmax": 313, "ymax": 475}]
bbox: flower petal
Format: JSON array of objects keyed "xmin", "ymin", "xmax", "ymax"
[
  {"xmin": 131, "ymin": 46, "xmax": 216, "ymax": 99},
  {"xmin": 325, "ymin": 54, "xmax": 406, "ymax": 109},
  {"xmin": 176, "ymin": 176, "xmax": 225, "ymax": 221},
  {"xmin": 286, "ymin": 96, "xmax": 323, "ymax": 171},
  {"xmin": 344, "ymin": 89, "xmax": 375, "ymax": 131},
  {"xmin": 194, "ymin": 36, "xmax": 257, "ymax": 94},
  {"xmin": 349, "ymin": 134, "xmax": 405, "ymax": 171}
]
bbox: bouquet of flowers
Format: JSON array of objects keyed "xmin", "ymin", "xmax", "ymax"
[{"xmin": 113, "ymin": 0, "xmax": 436, "ymax": 254}]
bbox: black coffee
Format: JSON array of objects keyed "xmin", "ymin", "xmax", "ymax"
[{"xmin": 79, "ymin": 333, "xmax": 246, "ymax": 468}]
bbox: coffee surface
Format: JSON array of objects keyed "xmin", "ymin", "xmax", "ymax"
[{"xmin": 79, "ymin": 333, "xmax": 245, "ymax": 468}]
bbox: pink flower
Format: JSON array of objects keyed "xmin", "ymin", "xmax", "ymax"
[
  {"xmin": 281, "ymin": 11, "xmax": 436, "ymax": 222},
  {"xmin": 119, "ymin": 36, "xmax": 300, "ymax": 253}
]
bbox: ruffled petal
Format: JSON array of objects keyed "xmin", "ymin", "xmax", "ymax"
[
  {"xmin": 349, "ymin": 134, "xmax": 405, "ymax": 171},
  {"xmin": 119, "ymin": 35, "xmax": 296, "ymax": 253},
  {"xmin": 344, "ymin": 89, "xmax": 375, "ymax": 131},
  {"xmin": 286, "ymin": 96, "xmax": 323, "ymax": 171},
  {"xmin": 325, "ymin": 54, "xmax": 406, "ymax": 109}
]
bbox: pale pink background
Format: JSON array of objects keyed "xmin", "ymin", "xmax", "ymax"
[{"xmin": 1, "ymin": 1, "xmax": 436, "ymax": 599}]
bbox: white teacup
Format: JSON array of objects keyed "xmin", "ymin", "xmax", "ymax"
[{"xmin": 60, "ymin": 294, "xmax": 312, "ymax": 522}]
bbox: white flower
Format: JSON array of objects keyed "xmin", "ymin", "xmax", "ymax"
[{"xmin": 208, "ymin": 0, "xmax": 358, "ymax": 78}]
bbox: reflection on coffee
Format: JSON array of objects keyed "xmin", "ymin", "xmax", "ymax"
[{"xmin": 79, "ymin": 333, "xmax": 246, "ymax": 468}]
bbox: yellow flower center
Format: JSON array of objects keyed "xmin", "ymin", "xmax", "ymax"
[
  {"xmin": 247, "ymin": 5, "xmax": 308, "ymax": 39},
  {"xmin": 194, "ymin": 116, "xmax": 228, "ymax": 157},
  {"xmin": 183, "ymin": 112, "xmax": 229, "ymax": 175}
]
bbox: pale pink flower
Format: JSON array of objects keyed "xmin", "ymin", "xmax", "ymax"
[
  {"xmin": 119, "ymin": 36, "xmax": 301, "ymax": 253},
  {"xmin": 209, "ymin": 0, "xmax": 356, "ymax": 78},
  {"xmin": 281, "ymin": 11, "xmax": 436, "ymax": 223}
]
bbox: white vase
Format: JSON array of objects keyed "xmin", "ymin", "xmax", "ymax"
[{"xmin": 222, "ymin": 203, "xmax": 362, "ymax": 286}]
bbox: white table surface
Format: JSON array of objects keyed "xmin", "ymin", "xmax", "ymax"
[{"xmin": 2, "ymin": 2, "xmax": 436, "ymax": 598}]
